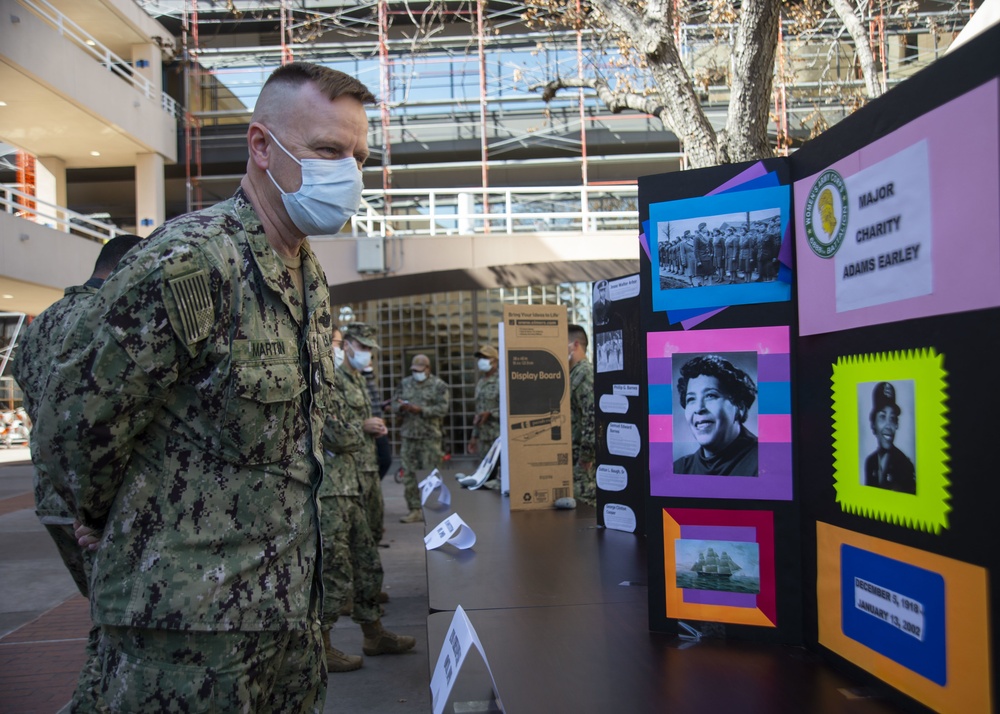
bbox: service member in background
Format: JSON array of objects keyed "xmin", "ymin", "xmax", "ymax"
[
  {"xmin": 468, "ymin": 344, "xmax": 501, "ymax": 486},
  {"xmin": 391, "ymin": 354, "xmax": 451, "ymax": 523},
  {"xmin": 319, "ymin": 323, "xmax": 414, "ymax": 673},
  {"xmin": 343, "ymin": 324, "xmax": 391, "ymax": 545},
  {"xmin": 11, "ymin": 233, "xmax": 142, "ymax": 714},
  {"xmin": 556, "ymin": 324, "xmax": 596, "ymax": 509},
  {"xmin": 31, "ymin": 62, "xmax": 374, "ymax": 711}
]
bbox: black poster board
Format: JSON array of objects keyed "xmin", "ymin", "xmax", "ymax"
[
  {"xmin": 790, "ymin": 23, "xmax": 1000, "ymax": 713},
  {"xmin": 593, "ymin": 273, "xmax": 646, "ymax": 534},
  {"xmin": 638, "ymin": 158, "xmax": 804, "ymax": 645}
]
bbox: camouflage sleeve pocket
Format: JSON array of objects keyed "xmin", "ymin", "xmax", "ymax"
[{"xmin": 219, "ymin": 359, "xmax": 307, "ymax": 466}]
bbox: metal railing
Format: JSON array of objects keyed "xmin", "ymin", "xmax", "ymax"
[
  {"xmin": 18, "ymin": 0, "xmax": 180, "ymax": 118},
  {"xmin": 1, "ymin": 185, "xmax": 121, "ymax": 243},
  {"xmin": 349, "ymin": 185, "xmax": 639, "ymax": 238}
]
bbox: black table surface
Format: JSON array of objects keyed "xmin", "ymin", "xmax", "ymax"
[
  {"xmin": 427, "ymin": 603, "xmax": 903, "ymax": 714},
  {"xmin": 422, "ymin": 475, "xmax": 647, "ymax": 612},
  {"xmin": 423, "ymin": 474, "xmax": 903, "ymax": 714}
]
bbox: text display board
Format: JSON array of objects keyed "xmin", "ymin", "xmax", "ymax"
[{"xmin": 501, "ymin": 304, "xmax": 573, "ymax": 511}]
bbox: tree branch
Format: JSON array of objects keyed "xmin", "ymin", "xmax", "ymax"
[
  {"xmin": 828, "ymin": 0, "xmax": 885, "ymax": 99},
  {"xmin": 532, "ymin": 77, "xmax": 669, "ymax": 121}
]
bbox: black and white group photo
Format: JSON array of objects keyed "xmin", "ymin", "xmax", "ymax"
[{"xmin": 657, "ymin": 209, "xmax": 783, "ymax": 290}]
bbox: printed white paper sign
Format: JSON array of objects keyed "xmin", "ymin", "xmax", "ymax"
[
  {"xmin": 424, "ymin": 513, "xmax": 477, "ymax": 551},
  {"xmin": 429, "ymin": 606, "xmax": 504, "ymax": 714},
  {"xmin": 419, "ymin": 469, "xmax": 452, "ymax": 507}
]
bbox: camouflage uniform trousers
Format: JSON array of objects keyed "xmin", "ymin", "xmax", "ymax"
[
  {"xmin": 320, "ymin": 495, "xmax": 383, "ymax": 628},
  {"xmin": 359, "ymin": 470, "xmax": 385, "ymax": 545},
  {"xmin": 85, "ymin": 620, "xmax": 326, "ymax": 713},
  {"xmin": 573, "ymin": 461, "xmax": 597, "ymax": 508},
  {"xmin": 401, "ymin": 437, "xmax": 443, "ymax": 511},
  {"xmin": 45, "ymin": 524, "xmax": 104, "ymax": 714}
]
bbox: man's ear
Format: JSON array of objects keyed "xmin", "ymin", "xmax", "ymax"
[{"xmin": 247, "ymin": 123, "xmax": 271, "ymax": 170}]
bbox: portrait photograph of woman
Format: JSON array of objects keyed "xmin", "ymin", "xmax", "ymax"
[{"xmin": 672, "ymin": 352, "xmax": 759, "ymax": 477}]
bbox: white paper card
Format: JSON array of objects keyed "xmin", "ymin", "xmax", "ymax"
[
  {"xmin": 429, "ymin": 606, "xmax": 505, "ymax": 714},
  {"xmin": 420, "ymin": 469, "xmax": 452, "ymax": 507},
  {"xmin": 465, "ymin": 438, "xmax": 501, "ymax": 490},
  {"xmin": 424, "ymin": 513, "xmax": 477, "ymax": 550}
]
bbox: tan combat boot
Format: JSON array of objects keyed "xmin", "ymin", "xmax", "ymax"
[
  {"xmin": 322, "ymin": 628, "xmax": 363, "ymax": 672},
  {"xmin": 361, "ymin": 620, "xmax": 416, "ymax": 656},
  {"xmin": 399, "ymin": 509, "xmax": 423, "ymax": 524}
]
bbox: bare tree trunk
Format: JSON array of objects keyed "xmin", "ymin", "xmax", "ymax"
[
  {"xmin": 724, "ymin": 0, "xmax": 781, "ymax": 162},
  {"xmin": 829, "ymin": 0, "xmax": 884, "ymax": 99}
]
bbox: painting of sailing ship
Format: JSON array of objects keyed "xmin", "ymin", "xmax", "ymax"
[{"xmin": 674, "ymin": 539, "xmax": 761, "ymax": 594}]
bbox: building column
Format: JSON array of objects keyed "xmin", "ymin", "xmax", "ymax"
[
  {"xmin": 135, "ymin": 153, "xmax": 165, "ymax": 236},
  {"xmin": 131, "ymin": 43, "xmax": 162, "ymax": 100},
  {"xmin": 34, "ymin": 156, "xmax": 67, "ymax": 229}
]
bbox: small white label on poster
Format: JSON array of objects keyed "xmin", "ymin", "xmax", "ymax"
[
  {"xmin": 613, "ymin": 384, "xmax": 639, "ymax": 396},
  {"xmin": 853, "ymin": 576, "xmax": 926, "ymax": 641},
  {"xmin": 599, "ymin": 394, "xmax": 629, "ymax": 414},
  {"xmin": 603, "ymin": 503, "xmax": 637, "ymax": 533},
  {"xmin": 608, "ymin": 274, "xmax": 640, "ymax": 300},
  {"xmin": 835, "ymin": 141, "xmax": 933, "ymax": 313},
  {"xmin": 596, "ymin": 464, "xmax": 628, "ymax": 491},
  {"xmin": 606, "ymin": 422, "xmax": 641, "ymax": 457}
]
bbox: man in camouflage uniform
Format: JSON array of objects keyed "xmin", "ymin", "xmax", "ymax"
[
  {"xmin": 11, "ymin": 233, "xmax": 141, "ymax": 714},
  {"xmin": 320, "ymin": 323, "xmax": 414, "ymax": 672},
  {"xmin": 558, "ymin": 323, "xmax": 596, "ymax": 509},
  {"xmin": 468, "ymin": 344, "xmax": 501, "ymax": 484},
  {"xmin": 31, "ymin": 63, "xmax": 375, "ymax": 712},
  {"xmin": 392, "ymin": 354, "xmax": 450, "ymax": 523},
  {"xmin": 468, "ymin": 344, "xmax": 500, "ymax": 455}
]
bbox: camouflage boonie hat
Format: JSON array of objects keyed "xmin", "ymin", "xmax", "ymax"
[
  {"xmin": 475, "ymin": 344, "xmax": 498, "ymax": 360},
  {"xmin": 344, "ymin": 322, "xmax": 380, "ymax": 350}
]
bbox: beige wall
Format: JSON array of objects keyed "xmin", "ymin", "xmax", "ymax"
[
  {"xmin": 0, "ymin": 4, "xmax": 176, "ymax": 163},
  {"xmin": 0, "ymin": 212, "xmax": 102, "ymax": 314}
]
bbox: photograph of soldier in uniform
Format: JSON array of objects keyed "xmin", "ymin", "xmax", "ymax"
[
  {"xmin": 657, "ymin": 209, "xmax": 783, "ymax": 290},
  {"xmin": 593, "ymin": 280, "xmax": 611, "ymax": 326},
  {"xmin": 859, "ymin": 380, "xmax": 916, "ymax": 494},
  {"xmin": 672, "ymin": 352, "xmax": 759, "ymax": 477},
  {"xmin": 596, "ymin": 329, "xmax": 623, "ymax": 374}
]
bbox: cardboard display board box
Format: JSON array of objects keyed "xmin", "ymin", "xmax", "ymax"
[{"xmin": 501, "ymin": 304, "xmax": 573, "ymax": 510}]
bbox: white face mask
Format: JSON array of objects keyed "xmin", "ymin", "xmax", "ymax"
[
  {"xmin": 333, "ymin": 347, "xmax": 345, "ymax": 368},
  {"xmin": 412, "ymin": 370, "xmax": 428, "ymax": 383},
  {"xmin": 477, "ymin": 358, "xmax": 492, "ymax": 372},
  {"xmin": 265, "ymin": 129, "xmax": 363, "ymax": 236},
  {"xmin": 348, "ymin": 346, "xmax": 372, "ymax": 371}
]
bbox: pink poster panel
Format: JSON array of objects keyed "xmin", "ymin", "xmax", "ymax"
[
  {"xmin": 795, "ymin": 79, "xmax": 1000, "ymax": 336},
  {"xmin": 648, "ymin": 326, "xmax": 793, "ymax": 501}
]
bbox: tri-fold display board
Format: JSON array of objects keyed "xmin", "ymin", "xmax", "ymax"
[{"xmin": 627, "ymin": 23, "xmax": 1000, "ymax": 714}]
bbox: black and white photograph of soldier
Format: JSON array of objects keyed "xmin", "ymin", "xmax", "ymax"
[
  {"xmin": 593, "ymin": 280, "xmax": 611, "ymax": 326},
  {"xmin": 859, "ymin": 380, "xmax": 916, "ymax": 494},
  {"xmin": 596, "ymin": 329, "xmax": 623, "ymax": 374},
  {"xmin": 657, "ymin": 209, "xmax": 783, "ymax": 290},
  {"xmin": 672, "ymin": 353, "xmax": 759, "ymax": 476}
]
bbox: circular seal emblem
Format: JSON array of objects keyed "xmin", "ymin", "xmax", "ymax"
[{"xmin": 804, "ymin": 169, "xmax": 849, "ymax": 258}]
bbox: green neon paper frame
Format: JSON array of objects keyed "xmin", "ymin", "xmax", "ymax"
[{"xmin": 831, "ymin": 348, "xmax": 950, "ymax": 533}]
